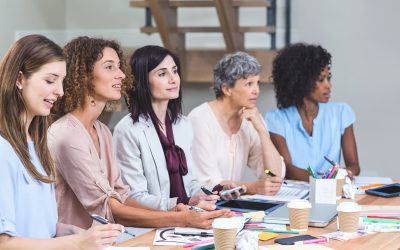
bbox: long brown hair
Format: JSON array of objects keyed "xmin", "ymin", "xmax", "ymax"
[{"xmin": 0, "ymin": 34, "xmax": 64, "ymax": 183}]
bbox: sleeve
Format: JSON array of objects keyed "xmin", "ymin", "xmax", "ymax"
[
  {"xmin": 339, "ymin": 103, "xmax": 356, "ymax": 134},
  {"xmin": 50, "ymin": 132, "xmax": 123, "ymax": 223},
  {"xmin": 181, "ymin": 119, "xmax": 201, "ymax": 197},
  {"xmin": 246, "ymin": 121, "xmax": 265, "ymax": 179},
  {"xmin": 113, "ymin": 121, "xmax": 178, "ymax": 210},
  {"xmin": 0, "ymin": 146, "xmax": 17, "ymax": 237},
  {"xmin": 188, "ymin": 110, "xmax": 224, "ymax": 189},
  {"xmin": 265, "ymin": 109, "xmax": 286, "ymax": 138}
]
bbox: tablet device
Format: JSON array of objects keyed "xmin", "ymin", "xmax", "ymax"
[
  {"xmin": 365, "ymin": 183, "xmax": 400, "ymax": 198},
  {"xmin": 216, "ymin": 199, "xmax": 283, "ymax": 213}
]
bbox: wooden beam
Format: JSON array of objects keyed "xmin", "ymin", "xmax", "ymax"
[
  {"xmin": 184, "ymin": 49, "xmax": 276, "ymax": 83},
  {"xmin": 214, "ymin": 0, "xmax": 244, "ymax": 52},
  {"xmin": 141, "ymin": 26, "xmax": 275, "ymax": 34},
  {"xmin": 130, "ymin": 0, "xmax": 270, "ymax": 8},
  {"xmin": 146, "ymin": 0, "xmax": 186, "ymax": 77}
]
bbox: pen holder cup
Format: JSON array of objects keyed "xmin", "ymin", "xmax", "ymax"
[{"xmin": 309, "ymin": 177, "xmax": 337, "ymax": 204}]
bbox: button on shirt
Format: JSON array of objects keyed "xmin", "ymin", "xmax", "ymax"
[
  {"xmin": 0, "ymin": 137, "xmax": 57, "ymax": 238},
  {"xmin": 265, "ymin": 102, "xmax": 355, "ymax": 173}
]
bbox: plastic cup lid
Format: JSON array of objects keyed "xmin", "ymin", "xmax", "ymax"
[
  {"xmin": 337, "ymin": 202, "xmax": 361, "ymax": 212},
  {"xmin": 287, "ymin": 199, "xmax": 312, "ymax": 209},
  {"xmin": 212, "ymin": 218, "xmax": 239, "ymax": 229}
]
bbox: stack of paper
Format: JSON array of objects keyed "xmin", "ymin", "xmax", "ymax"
[{"xmin": 249, "ymin": 186, "xmax": 309, "ymax": 202}]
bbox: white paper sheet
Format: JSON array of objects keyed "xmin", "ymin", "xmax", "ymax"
[{"xmin": 249, "ymin": 186, "xmax": 309, "ymax": 202}]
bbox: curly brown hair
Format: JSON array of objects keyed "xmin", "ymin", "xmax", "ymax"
[
  {"xmin": 272, "ymin": 43, "xmax": 331, "ymax": 108},
  {"xmin": 52, "ymin": 36, "xmax": 133, "ymax": 119}
]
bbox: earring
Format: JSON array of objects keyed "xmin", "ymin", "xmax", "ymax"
[{"xmin": 90, "ymin": 99, "xmax": 96, "ymax": 107}]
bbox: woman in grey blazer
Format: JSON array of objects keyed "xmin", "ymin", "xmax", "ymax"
[{"xmin": 113, "ymin": 45, "xmax": 218, "ymax": 210}]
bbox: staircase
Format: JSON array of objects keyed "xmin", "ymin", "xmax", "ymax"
[{"xmin": 129, "ymin": 0, "xmax": 289, "ymax": 83}]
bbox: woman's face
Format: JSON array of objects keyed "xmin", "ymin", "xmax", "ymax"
[
  {"xmin": 148, "ymin": 55, "xmax": 180, "ymax": 102},
  {"xmin": 309, "ymin": 66, "xmax": 331, "ymax": 103},
  {"xmin": 17, "ymin": 61, "xmax": 65, "ymax": 121},
  {"xmin": 225, "ymin": 74, "xmax": 260, "ymax": 108},
  {"xmin": 92, "ymin": 47, "xmax": 126, "ymax": 102}
]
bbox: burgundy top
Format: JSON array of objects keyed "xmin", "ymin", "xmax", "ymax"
[{"xmin": 152, "ymin": 116, "xmax": 189, "ymax": 204}]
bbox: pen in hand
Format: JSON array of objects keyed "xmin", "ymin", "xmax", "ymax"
[
  {"xmin": 90, "ymin": 214, "xmax": 135, "ymax": 237},
  {"xmin": 264, "ymin": 169, "xmax": 288, "ymax": 184}
]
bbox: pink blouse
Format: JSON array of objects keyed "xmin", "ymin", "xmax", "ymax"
[{"xmin": 48, "ymin": 113, "xmax": 129, "ymax": 229}]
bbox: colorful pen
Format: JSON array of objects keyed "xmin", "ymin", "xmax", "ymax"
[
  {"xmin": 363, "ymin": 217, "xmax": 400, "ymax": 224},
  {"xmin": 307, "ymin": 164, "xmax": 318, "ymax": 179},
  {"xmin": 249, "ymin": 229, "xmax": 299, "ymax": 234},
  {"xmin": 191, "ymin": 243, "xmax": 215, "ymax": 250},
  {"xmin": 358, "ymin": 183, "xmax": 384, "ymax": 190},
  {"xmin": 90, "ymin": 214, "xmax": 135, "ymax": 237},
  {"xmin": 324, "ymin": 156, "xmax": 336, "ymax": 166},
  {"xmin": 367, "ymin": 215, "xmax": 400, "ymax": 220},
  {"xmin": 264, "ymin": 169, "xmax": 288, "ymax": 184},
  {"xmin": 294, "ymin": 237, "xmax": 329, "ymax": 245},
  {"xmin": 183, "ymin": 239, "xmax": 214, "ymax": 248}
]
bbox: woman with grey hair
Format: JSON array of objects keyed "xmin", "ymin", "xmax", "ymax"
[{"xmin": 188, "ymin": 52, "xmax": 285, "ymax": 196}]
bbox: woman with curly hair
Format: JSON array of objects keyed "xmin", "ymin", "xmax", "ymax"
[
  {"xmin": 265, "ymin": 43, "xmax": 360, "ymax": 182},
  {"xmin": 113, "ymin": 45, "xmax": 219, "ymax": 210},
  {"xmin": 189, "ymin": 52, "xmax": 285, "ymax": 196},
  {"xmin": 48, "ymin": 37, "xmax": 229, "ymax": 230},
  {"xmin": 0, "ymin": 34, "xmax": 123, "ymax": 250}
]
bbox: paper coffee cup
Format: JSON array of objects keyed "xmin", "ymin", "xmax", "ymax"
[
  {"xmin": 212, "ymin": 218, "xmax": 238, "ymax": 250},
  {"xmin": 336, "ymin": 178, "xmax": 345, "ymax": 199},
  {"xmin": 287, "ymin": 199, "xmax": 312, "ymax": 232},
  {"xmin": 337, "ymin": 202, "xmax": 361, "ymax": 233}
]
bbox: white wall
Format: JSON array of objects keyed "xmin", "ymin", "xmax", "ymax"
[
  {"xmin": 1, "ymin": 0, "xmax": 399, "ymax": 179},
  {"xmin": 290, "ymin": 0, "xmax": 400, "ymax": 178}
]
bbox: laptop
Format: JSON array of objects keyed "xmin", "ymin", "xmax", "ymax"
[{"xmin": 264, "ymin": 203, "xmax": 337, "ymax": 227}]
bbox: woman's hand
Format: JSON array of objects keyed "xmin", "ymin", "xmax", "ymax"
[
  {"xmin": 219, "ymin": 182, "xmax": 247, "ymax": 200},
  {"xmin": 76, "ymin": 224, "xmax": 124, "ymax": 250},
  {"xmin": 183, "ymin": 209, "xmax": 234, "ymax": 229},
  {"xmin": 239, "ymin": 107, "xmax": 265, "ymax": 133},
  {"xmin": 249, "ymin": 176, "xmax": 283, "ymax": 195},
  {"xmin": 188, "ymin": 192, "xmax": 219, "ymax": 211}
]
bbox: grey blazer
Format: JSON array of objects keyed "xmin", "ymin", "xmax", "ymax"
[{"xmin": 113, "ymin": 114, "xmax": 201, "ymax": 210}]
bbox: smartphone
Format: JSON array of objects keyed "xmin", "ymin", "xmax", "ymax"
[
  {"xmin": 219, "ymin": 186, "xmax": 243, "ymax": 196},
  {"xmin": 274, "ymin": 235, "xmax": 318, "ymax": 245}
]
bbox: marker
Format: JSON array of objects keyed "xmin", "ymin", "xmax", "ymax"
[
  {"xmin": 201, "ymin": 186, "xmax": 214, "ymax": 195},
  {"xmin": 306, "ymin": 164, "xmax": 318, "ymax": 179},
  {"xmin": 367, "ymin": 215, "xmax": 400, "ymax": 220},
  {"xmin": 363, "ymin": 217, "xmax": 400, "ymax": 224},
  {"xmin": 183, "ymin": 239, "xmax": 214, "ymax": 248},
  {"xmin": 294, "ymin": 237, "xmax": 329, "ymax": 245},
  {"xmin": 191, "ymin": 243, "xmax": 215, "ymax": 250},
  {"xmin": 264, "ymin": 169, "xmax": 288, "ymax": 184},
  {"xmin": 90, "ymin": 214, "xmax": 135, "ymax": 237},
  {"xmin": 188, "ymin": 205, "xmax": 207, "ymax": 212},
  {"xmin": 324, "ymin": 156, "xmax": 336, "ymax": 166},
  {"xmin": 357, "ymin": 183, "xmax": 384, "ymax": 190}
]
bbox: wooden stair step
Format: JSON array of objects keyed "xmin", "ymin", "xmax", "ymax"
[
  {"xmin": 130, "ymin": 0, "xmax": 270, "ymax": 8},
  {"xmin": 141, "ymin": 26, "xmax": 275, "ymax": 34}
]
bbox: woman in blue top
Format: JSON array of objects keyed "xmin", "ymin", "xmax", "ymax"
[
  {"xmin": 265, "ymin": 43, "xmax": 360, "ymax": 182},
  {"xmin": 0, "ymin": 35, "xmax": 123, "ymax": 249}
]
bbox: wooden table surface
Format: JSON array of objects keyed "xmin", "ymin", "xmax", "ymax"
[{"xmin": 117, "ymin": 194, "xmax": 400, "ymax": 249}]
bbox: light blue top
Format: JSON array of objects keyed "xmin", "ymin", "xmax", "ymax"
[
  {"xmin": 265, "ymin": 102, "xmax": 355, "ymax": 173},
  {"xmin": 0, "ymin": 136, "xmax": 57, "ymax": 238}
]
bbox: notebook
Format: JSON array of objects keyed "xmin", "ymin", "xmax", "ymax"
[{"xmin": 264, "ymin": 203, "xmax": 337, "ymax": 227}]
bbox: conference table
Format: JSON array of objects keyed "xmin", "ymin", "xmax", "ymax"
[{"xmin": 117, "ymin": 194, "xmax": 400, "ymax": 249}]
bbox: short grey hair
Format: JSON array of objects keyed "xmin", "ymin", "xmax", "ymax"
[{"xmin": 212, "ymin": 51, "xmax": 262, "ymax": 98}]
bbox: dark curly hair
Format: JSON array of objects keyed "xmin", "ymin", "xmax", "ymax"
[
  {"xmin": 272, "ymin": 43, "xmax": 331, "ymax": 108},
  {"xmin": 127, "ymin": 45, "xmax": 182, "ymax": 125},
  {"xmin": 52, "ymin": 36, "xmax": 133, "ymax": 119}
]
